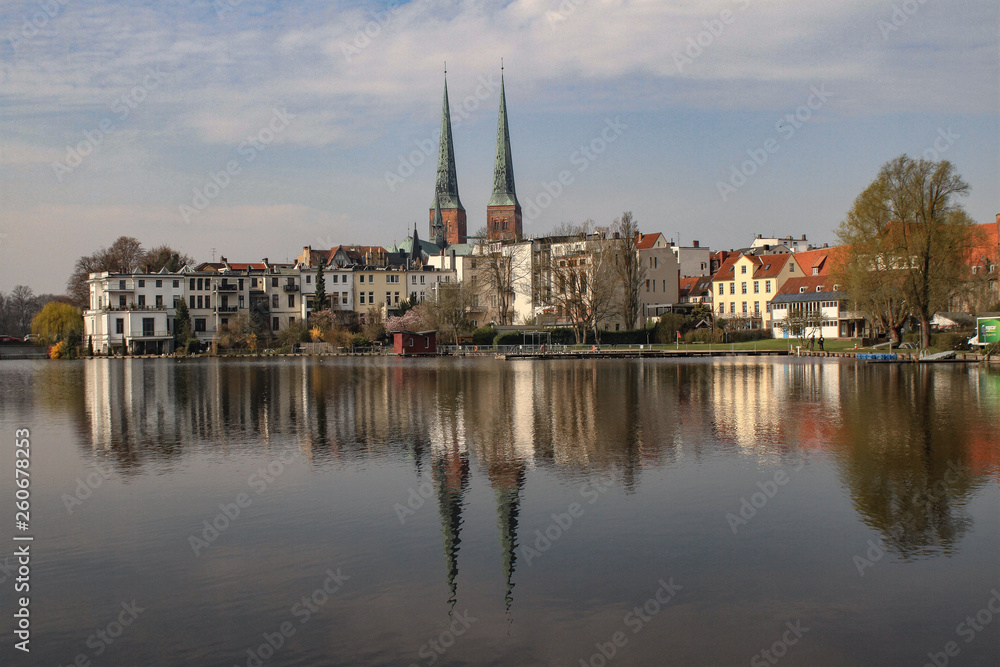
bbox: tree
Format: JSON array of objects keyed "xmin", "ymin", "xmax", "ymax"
[
  {"xmin": 836, "ymin": 156, "xmax": 982, "ymax": 348},
  {"xmin": 9, "ymin": 285, "xmax": 41, "ymax": 336},
  {"xmin": 612, "ymin": 211, "xmax": 646, "ymax": 330},
  {"xmin": 66, "ymin": 237, "xmax": 193, "ymax": 307},
  {"xmin": 141, "ymin": 245, "xmax": 194, "ymax": 272},
  {"xmin": 363, "ymin": 305, "xmax": 385, "ymax": 341},
  {"xmin": 475, "ymin": 239, "xmax": 531, "ymax": 326},
  {"xmin": 313, "ymin": 262, "xmax": 327, "ymax": 313},
  {"xmin": 429, "ymin": 282, "xmax": 475, "ymax": 344},
  {"xmin": 30, "ymin": 301, "xmax": 83, "ymax": 346},
  {"xmin": 173, "ymin": 299, "xmax": 193, "ymax": 352}
]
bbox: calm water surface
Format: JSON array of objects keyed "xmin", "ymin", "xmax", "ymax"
[{"xmin": 0, "ymin": 357, "xmax": 998, "ymax": 666}]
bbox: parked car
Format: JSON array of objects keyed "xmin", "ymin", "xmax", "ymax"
[
  {"xmin": 0, "ymin": 335, "xmax": 22, "ymax": 344},
  {"xmin": 23, "ymin": 334, "xmax": 39, "ymax": 343}
]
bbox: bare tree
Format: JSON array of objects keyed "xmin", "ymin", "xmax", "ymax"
[
  {"xmin": 612, "ymin": 211, "xmax": 646, "ymax": 329},
  {"xmin": 475, "ymin": 239, "xmax": 531, "ymax": 326},
  {"xmin": 141, "ymin": 245, "xmax": 195, "ymax": 272}
]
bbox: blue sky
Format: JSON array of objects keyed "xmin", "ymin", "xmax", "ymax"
[{"xmin": 1, "ymin": 0, "xmax": 997, "ymax": 293}]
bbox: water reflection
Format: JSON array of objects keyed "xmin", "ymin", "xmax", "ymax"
[{"xmin": 67, "ymin": 358, "xmax": 999, "ymax": 586}]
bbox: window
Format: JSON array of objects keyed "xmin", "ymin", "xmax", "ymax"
[
  {"xmin": 272, "ymin": 294, "xmax": 279, "ymax": 308},
  {"xmin": 765, "ymin": 281, "xmax": 771, "ymax": 294},
  {"xmin": 206, "ymin": 296, "xmax": 211, "ymax": 309},
  {"xmin": 288, "ymin": 294, "xmax": 295, "ymax": 308},
  {"xmin": 386, "ymin": 292, "xmax": 391, "ymax": 304},
  {"xmin": 741, "ymin": 265, "xmax": 747, "ymax": 274},
  {"xmin": 729, "ymin": 283, "xmax": 735, "ymax": 295},
  {"xmin": 272, "ymin": 277, "xmax": 278, "ymax": 287},
  {"xmin": 388, "ymin": 275, "xmax": 399, "ymax": 283},
  {"xmin": 138, "ymin": 279, "xmax": 145, "ymax": 287},
  {"xmin": 289, "ymin": 317, "xmax": 295, "ymax": 326},
  {"xmin": 341, "ymin": 292, "xmax": 348, "ymax": 304},
  {"xmin": 646, "ymin": 279, "xmax": 650, "ymax": 292},
  {"xmin": 138, "ymin": 295, "xmax": 146, "ymax": 306},
  {"xmin": 360, "ymin": 293, "xmax": 366, "ymax": 305},
  {"xmin": 197, "ymin": 278, "xmax": 203, "ymax": 290},
  {"xmin": 741, "ymin": 282, "xmax": 747, "ymax": 294},
  {"xmin": 411, "ymin": 276, "xmax": 417, "ymax": 284},
  {"xmin": 753, "ymin": 281, "xmax": 759, "ymax": 293},
  {"xmin": 394, "ymin": 292, "xmax": 400, "ymax": 304},
  {"xmin": 116, "ymin": 318, "xmax": 124, "ymax": 334},
  {"xmin": 718, "ymin": 304, "xmax": 724, "ymax": 314},
  {"xmin": 332, "ymin": 274, "xmax": 339, "ymax": 284},
  {"xmin": 789, "ymin": 263, "xmax": 795, "ymax": 272},
  {"xmin": 742, "ymin": 302, "xmax": 748, "ymax": 313},
  {"xmin": 155, "ymin": 279, "xmax": 162, "ymax": 288},
  {"xmin": 190, "ymin": 278, "xmax": 196, "ymax": 290},
  {"xmin": 221, "ymin": 318, "xmax": 228, "ymax": 326},
  {"xmin": 142, "ymin": 318, "xmax": 154, "ymax": 335},
  {"xmin": 119, "ymin": 280, "xmax": 126, "ymax": 290},
  {"xmin": 730, "ymin": 303, "xmax": 736, "ymax": 314},
  {"xmin": 420, "ymin": 275, "xmax": 425, "ymax": 284},
  {"xmin": 754, "ymin": 302, "xmax": 760, "ymax": 314},
  {"xmin": 196, "ymin": 295, "xmax": 203, "ymax": 309},
  {"xmin": 173, "ymin": 280, "xmax": 179, "ymax": 288},
  {"xmin": 156, "ymin": 295, "xmax": 163, "ymax": 308},
  {"xmin": 272, "ymin": 317, "xmax": 279, "ymax": 331},
  {"xmin": 359, "ymin": 275, "xmax": 365, "ymax": 284},
  {"xmin": 368, "ymin": 291, "xmax": 374, "ymax": 303},
  {"xmin": 189, "ymin": 295, "xmax": 195, "ymax": 308},
  {"xmin": 194, "ymin": 318, "xmax": 206, "ymax": 332}
]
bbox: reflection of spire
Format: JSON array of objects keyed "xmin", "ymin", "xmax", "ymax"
[
  {"xmin": 433, "ymin": 448, "xmax": 470, "ymax": 610},
  {"xmin": 495, "ymin": 464, "xmax": 525, "ymax": 621}
]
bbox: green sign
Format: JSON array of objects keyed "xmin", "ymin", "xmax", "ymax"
[{"xmin": 978, "ymin": 318, "xmax": 1000, "ymax": 344}]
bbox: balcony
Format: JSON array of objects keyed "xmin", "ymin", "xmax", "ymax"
[
  {"xmin": 215, "ymin": 283, "xmax": 238, "ymax": 292},
  {"xmin": 215, "ymin": 306, "xmax": 239, "ymax": 313},
  {"xmin": 282, "ymin": 284, "xmax": 299, "ymax": 292},
  {"xmin": 133, "ymin": 330, "xmax": 172, "ymax": 339}
]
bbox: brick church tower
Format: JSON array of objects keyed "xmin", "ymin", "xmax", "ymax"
[
  {"xmin": 486, "ymin": 70, "xmax": 521, "ymax": 240},
  {"xmin": 429, "ymin": 74, "xmax": 467, "ymax": 246}
]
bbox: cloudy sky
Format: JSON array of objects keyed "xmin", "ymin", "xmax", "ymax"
[{"xmin": 1, "ymin": 0, "xmax": 997, "ymax": 294}]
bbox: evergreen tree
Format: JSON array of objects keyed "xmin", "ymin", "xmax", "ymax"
[{"xmin": 313, "ymin": 261, "xmax": 327, "ymax": 314}]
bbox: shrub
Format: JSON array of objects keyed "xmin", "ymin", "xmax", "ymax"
[{"xmin": 472, "ymin": 325, "xmax": 497, "ymax": 346}]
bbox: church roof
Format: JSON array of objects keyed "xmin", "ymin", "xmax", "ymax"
[
  {"xmin": 488, "ymin": 73, "xmax": 520, "ymax": 209},
  {"xmin": 433, "ymin": 76, "xmax": 464, "ymax": 211}
]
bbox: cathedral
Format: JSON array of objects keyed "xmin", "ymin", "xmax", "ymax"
[{"xmin": 415, "ymin": 67, "xmax": 523, "ymax": 257}]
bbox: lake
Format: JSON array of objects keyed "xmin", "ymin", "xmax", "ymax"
[{"xmin": 0, "ymin": 357, "xmax": 998, "ymax": 666}]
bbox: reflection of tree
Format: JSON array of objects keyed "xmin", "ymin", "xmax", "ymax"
[
  {"xmin": 433, "ymin": 447, "xmax": 470, "ymax": 610},
  {"xmin": 835, "ymin": 366, "xmax": 983, "ymax": 557}
]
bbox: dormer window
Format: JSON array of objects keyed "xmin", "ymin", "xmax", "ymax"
[{"xmin": 799, "ymin": 287, "xmax": 807, "ymax": 293}]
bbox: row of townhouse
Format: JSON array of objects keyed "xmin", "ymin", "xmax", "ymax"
[{"xmin": 84, "ymin": 257, "xmax": 456, "ymax": 354}]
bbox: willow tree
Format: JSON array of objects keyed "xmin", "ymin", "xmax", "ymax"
[{"xmin": 836, "ymin": 155, "xmax": 981, "ymax": 348}]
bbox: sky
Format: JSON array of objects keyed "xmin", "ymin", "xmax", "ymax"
[{"xmin": 1, "ymin": 0, "xmax": 997, "ymax": 294}]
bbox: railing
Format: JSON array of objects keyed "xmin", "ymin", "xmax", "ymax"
[
  {"xmin": 215, "ymin": 306, "xmax": 239, "ymax": 313},
  {"xmin": 100, "ymin": 305, "xmax": 167, "ymax": 312},
  {"xmin": 132, "ymin": 331, "xmax": 172, "ymax": 338},
  {"xmin": 282, "ymin": 284, "xmax": 300, "ymax": 292},
  {"xmin": 215, "ymin": 284, "xmax": 238, "ymax": 292}
]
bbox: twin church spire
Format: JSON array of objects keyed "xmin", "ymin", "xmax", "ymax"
[{"xmin": 430, "ymin": 65, "xmax": 522, "ymax": 245}]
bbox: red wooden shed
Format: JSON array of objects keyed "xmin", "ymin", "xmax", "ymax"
[{"xmin": 392, "ymin": 331, "xmax": 438, "ymax": 356}]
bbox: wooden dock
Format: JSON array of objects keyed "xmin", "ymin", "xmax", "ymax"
[{"xmin": 501, "ymin": 349, "xmax": 790, "ymax": 360}]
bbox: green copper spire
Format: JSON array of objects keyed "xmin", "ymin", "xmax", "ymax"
[
  {"xmin": 488, "ymin": 71, "xmax": 520, "ymax": 208},
  {"xmin": 431, "ymin": 193, "xmax": 445, "ymax": 248},
  {"xmin": 434, "ymin": 74, "xmax": 464, "ymax": 211}
]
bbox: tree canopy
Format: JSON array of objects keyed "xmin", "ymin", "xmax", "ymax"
[{"xmin": 31, "ymin": 301, "xmax": 83, "ymax": 345}]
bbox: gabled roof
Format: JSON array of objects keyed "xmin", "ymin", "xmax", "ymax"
[
  {"xmin": 754, "ymin": 253, "xmax": 792, "ymax": 278},
  {"xmin": 679, "ymin": 275, "xmax": 713, "ymax": 297},
  {"xmin": 775, "ymin": 275, "xmax": 833, "ymax": 296},
  {"xmin": 634, "ymin": 232, "xmax": 665, "ymax": 250}
]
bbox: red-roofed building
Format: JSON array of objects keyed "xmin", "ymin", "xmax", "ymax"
[
  {"xmin": 711, "ymin": 253, "xmax": 801, "ymax": 328},
  {"xmin": 954, "ymin": 216, "xmax": 999, "ymax": 312},
  {"xmin": 770, "ymin": 274, "xmax": 867, "ymax": 339}
]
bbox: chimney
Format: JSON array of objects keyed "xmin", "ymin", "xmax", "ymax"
[
  {"xmin": 802, "ymin": 234, "xmax": 807, "ymax": 241},
  {"xmin": 692, "ymin": 240, "xmax": 700, "ymax": 248}
]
